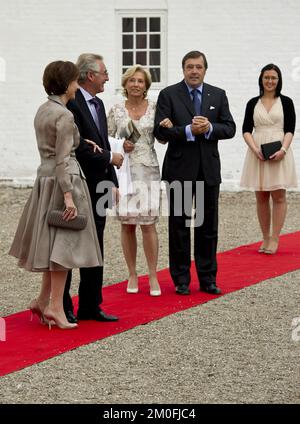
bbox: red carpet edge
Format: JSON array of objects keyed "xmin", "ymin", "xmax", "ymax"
[{"xmin": 1, "ymin": 231, "xmax": 300, "ymax": 376}]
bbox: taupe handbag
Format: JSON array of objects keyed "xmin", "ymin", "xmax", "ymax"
[{"xmin": 47, "ymin": 210, "xmax": 87, "ymax": 230}]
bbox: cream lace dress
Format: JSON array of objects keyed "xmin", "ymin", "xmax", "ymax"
[
  {"xmin": 240, "ymin": 97, "xmax": 298, "ymax": 191},
  {"xmin": 107, "ymin": 99, "xmax": 160, "ymax": 225}
]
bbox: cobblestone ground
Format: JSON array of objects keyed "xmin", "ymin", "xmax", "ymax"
[{"xmin": 0, "ymin": 188, "xmax": 299, "ymax": 403}]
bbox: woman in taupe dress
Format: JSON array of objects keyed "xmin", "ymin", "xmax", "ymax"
[{"xmin": 9, "ymin": 61, "xmax": 102, "ymax": 329}]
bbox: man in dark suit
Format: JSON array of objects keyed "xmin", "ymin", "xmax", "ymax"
[
  {"xmin": 154, "ymin": 50, "xmax": 236, "ymax": 295},
  {"xmin": 63, "ymin": 53, "xmax": 123, "ymax": 322}
]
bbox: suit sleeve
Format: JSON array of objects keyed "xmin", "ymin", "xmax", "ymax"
[
  {"xmin": 210, "ymin": 90, "xmax": 236, "ymax": 140},
  {"xmin": 283, "ymin": 96, "xmax": 296, "ymax": 134},
  {"xmin": 68, "ymin": 101, "xmax": 111, "ymax": 168},
  {"xmin": 154, "ymin": 89, "xmax": 187, "ymax": 143},
  {"xmin": 55, "ymin": 112, "xmax": 74, "ymax": 193},
  {"xmin": 242, "ymin": 98, "xmax": 255, "ymax": 134}
]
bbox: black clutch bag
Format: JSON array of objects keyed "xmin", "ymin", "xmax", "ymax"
[
  {"xmin": 261, "ymin": 141, "xmax": 282, "ymax": 160},
  {"xmin": 48, "ymin": 210, "xmax": 87, "ymax": 230},
  {"xmin": 119, "ymin": 120, "xmax": 141, "ymax": 144}
]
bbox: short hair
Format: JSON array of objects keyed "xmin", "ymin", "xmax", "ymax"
[
  {"xmin": 259, "ymin": 63, "xmax": 282, "ymax": 97},
  {"xmin": 121, "ymin": 65, "xmax": 152, "ymax": 98},
  {"xmin": 76, "ymin": 53, "xmax": 103, "ymax": 83},
  {"xmin": 182, "ymin": 51, "xmax": 208, "ymax": 70},
  {"xmin": 43, "ymin": 61, "xmax": 79, "ymax": 96}
]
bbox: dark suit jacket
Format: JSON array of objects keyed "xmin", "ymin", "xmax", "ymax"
[
  {"xmin": 154, "ymin": 80, "xmax": 236, "ymax": 186},
  {"xmin": 67, "ymin": 90, "xmax": 118, "ymax": 203}
]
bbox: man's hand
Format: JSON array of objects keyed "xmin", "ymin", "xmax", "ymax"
[
  {"xmin": 159, "ymin": 118, "xmax": 173, "ymax": 128},
  {"xmin": 123, "ymin": 139, "xmax": 135, "ymax": 153},
  {"xmin": 111, "ymin": 152, "xmax": 124, "ymax": 169},
  {"xmin": 191, "ymin": 116, "xmax": 211, "ymax": 135},
  {"xmin": 84, "ymin": 138, "xmax": 103, "ymax": 154}
]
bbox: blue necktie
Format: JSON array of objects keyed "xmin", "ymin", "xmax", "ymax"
[
  {"xmin": 89, "ymin": 98, "xmax": 101, "ymax": 131},
  {"xmin": 89, "ymin": 98, "xmax": 109, "ymax": 150},
  {"xmin": 191, "ymin": 88, "xmax": 201, "ymax": 115}
]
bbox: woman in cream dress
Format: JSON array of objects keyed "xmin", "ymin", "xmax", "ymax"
[
  {"xmin": 240, "ymin": 63, "xmax": 297, "ymax": 254},
  {"xmin": 108, "ymin": 65, "xmax": 171, "ymax": 296},
  {"xmin": 9, "ymin": 61, "xmax": 102, "ymax": 329}
]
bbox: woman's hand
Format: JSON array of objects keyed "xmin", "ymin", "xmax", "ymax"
[
  {"xmin": 84, "ymin": 139, "xmax": 103, "ymax": 154},
  {"xmin": 159, "ymin": 118, "xmax": 173, "ymax": 128},
  {"xmin": 269, "ymin": 150, "xmax": 285, "ymax": 161},
  {"xmin": 123, "ymin": 139, "xmax": 135, "ymax": 153},
  {"xmin": 112, "ymin": 187, "xmax": 120, "ymax": 205},
  {"xmin": 63, "ymin": 192, "xmax": 78, "ymax": 221},
  {"xmin": 253, "ymin": 147, "xmax": 265, "ymax": 161}
]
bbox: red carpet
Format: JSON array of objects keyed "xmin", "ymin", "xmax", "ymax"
[{"xmin": 1, "ymin": 231, "xmax": 300, "ymax": 376}]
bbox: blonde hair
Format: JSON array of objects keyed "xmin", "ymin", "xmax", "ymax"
[
  {"xmin": 121, "ymin": 65, "xmax": 152, "ymax": 98},
  {"xmin": 76, "ymin": 53, "xmax": 103, "ymax": 83}
]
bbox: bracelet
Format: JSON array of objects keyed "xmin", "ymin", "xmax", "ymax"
[{"xmin": 280, "ymin": 146, "xmax": 287, "ymax": 154}]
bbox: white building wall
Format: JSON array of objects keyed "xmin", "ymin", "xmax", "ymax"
[{"xmin": 0, "ymin": 0, "xmax": 299, "ymax": 189}]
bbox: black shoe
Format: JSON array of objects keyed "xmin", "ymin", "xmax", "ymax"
[
  {"xmin": 77, "ymin": 309, "xmax": 119, "ymax": 322},
  {"xmin": 65, "ymin": 310, "xmax": 78, "ymax": 324},
  {"xmin": 200, "ymin": 284, "xmax": 222, "ymax": 295},
  {"xmin": 175, "ymin": 284, "xmax": 190, "ymax": 295}
]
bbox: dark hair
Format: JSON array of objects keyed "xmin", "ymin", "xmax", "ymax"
[
  {"xmin": 259, "ymin": 63, "xmax": 282, "ymax": 97},
  {"xmin": 43, "ymin": 61, "xmax": 79, "ymax": 95},
  {"xmin": 182, "ymin": 50, "xmax": 208, "ymax": 70}
]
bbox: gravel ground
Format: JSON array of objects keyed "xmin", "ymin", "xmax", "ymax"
[{"xmin": 0, "ymin": 187, "xmax": 299, "ymax": 404}]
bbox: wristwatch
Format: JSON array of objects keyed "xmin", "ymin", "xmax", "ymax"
[{"xmin": 280, "ymin": 146, "xmax": 287, "ymax": 154}]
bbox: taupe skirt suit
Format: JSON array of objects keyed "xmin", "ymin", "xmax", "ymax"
[{"xmin": 9, "ymin": 95, "xmax": 102, "ymax": 271}]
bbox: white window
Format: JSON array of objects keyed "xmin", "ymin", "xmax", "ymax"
[{"xmin": 116, "ymin": 10, "xmax": 167, "ymax": 90}]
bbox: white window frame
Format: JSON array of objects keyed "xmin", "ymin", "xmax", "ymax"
[{"xmin": 115, "ymin": 10, "xmax": 167, "ymax": 91}]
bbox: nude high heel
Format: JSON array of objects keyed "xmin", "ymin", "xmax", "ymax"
[
  {"xmin": 149, "ymin": 278, "xmax": 161, "ymax": 296},
  {"xmin": 127, "ymin": 286, "xmax": 139, "ymax": 294},
  {"xmin": 264, "ymin": 236, "xmax": 279, "ymax": 254},
  {"xmin": 29, "ymin": 299, "xmax": 47, "ymax": 324},
  {"xmin": 150, "ymin": 288, "xmax": 161, "ymax": 296},
  {"xmin": 126, "ymin": 276, "xmax": 139, "ymax": 294},
  {"xmin": 44, "ymin": 308, "xmax": 78, "ymax": 330},
  {"xmin": 258, "ymin": 237, "xmax": 270, "ymax": 253}
]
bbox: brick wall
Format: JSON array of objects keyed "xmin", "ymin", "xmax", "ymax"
[{"xmin": 0, "ymin": 0, "xmax": 299, "ymax": 189}]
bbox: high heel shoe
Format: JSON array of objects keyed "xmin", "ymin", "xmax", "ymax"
[
  {"xmin": 127, "ymin": 287, "xmax": 139, "ymax": 294},
  {"xmin": 264, "ymin": 236, "xmax": 279, "ymax": 254},
  {"xmin": 126, "ymin": 276, "xmax": 139, "ymax": 294},
  {"xmin": 29, "ymin": 299, "xmax": 47, "ymax": 325},
  {"xmin": 150, "ymin": 288, "xmax": 161, "ymax": 296},
  {"xmin": 149, "ymin": 279, "xmax": 161, "ymax": 296},
  {"xmin": 258, "ymin": 237, "xmax": 270, "ymax": 253},
  {"xmin": 44, "ymin": 309, "xmax": 78, "ymax": 330}
]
